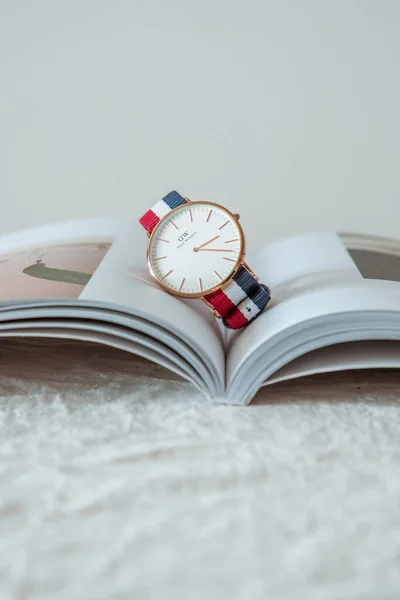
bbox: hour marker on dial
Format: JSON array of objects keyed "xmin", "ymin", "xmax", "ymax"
[
  {"xmin": 171, "ymin": 221, "xmax": 178, "ymax": 230},
  {"xmin": 161, "ymin": 269, "xmax": 173, "ymax": 280},
  {"xmin": 179, "ymin": 278, "xmax": 185, "ymax": 292},
  {"xmin": 223, "ymin": 257, "xmax": 236, "ymax": 262},
  {"xmin": 154, "ymin": 256, "xmax": 167, "ymax": 261},
  {"xmin": 214, "ymin": 270, "xmax": 222, "ymax": 281},
  {"xmin": 225, "ymin": 239, "xmax": 238, "ymax": 244},
  {"xmin": 158, "ymin": 238, "xmax": 169, "ymax": 243},
  {"xmin": 219, "ymin": 221, "xmax": 229, "ymax": 230},
  {"xmin": 199, "ymin": 278, "xmax": 203, "ymax": 291},
  {"xmin": 189, "ymin": 209, "xmax": 193, "ymax": 222},
  {"xmin": 206, "ymin": 209, "xmax": 212, "ymax": 222}
]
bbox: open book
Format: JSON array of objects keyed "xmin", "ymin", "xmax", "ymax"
[{"xmin": 1, "ymin": 217, "xmax": 400, "ymax": 405}]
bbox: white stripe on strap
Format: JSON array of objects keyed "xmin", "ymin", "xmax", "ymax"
[
  {"xmin": 221, "ymin": 279, "xmax": 248, "ymax": 306},
  {"xmin": 236, "ymin": 297, "xmax": 261, "ymax": 320},
  {"xmin": 152, "ymin": 199, "xmax": 171, "ymax": 220}
]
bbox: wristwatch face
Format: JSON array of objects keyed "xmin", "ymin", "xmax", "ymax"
[{"xmin": 147, "ymin": 201, "xmax": 245, "ymax": 297}]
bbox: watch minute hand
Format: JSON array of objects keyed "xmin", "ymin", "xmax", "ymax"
[{"xmin": 193, "ymin": 235, "xmax": 219, "ymax": 252}]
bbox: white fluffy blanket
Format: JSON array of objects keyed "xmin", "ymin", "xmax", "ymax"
[{"xmin": 0, "ymin": 339, "xmax": 399, "ymax": 600}]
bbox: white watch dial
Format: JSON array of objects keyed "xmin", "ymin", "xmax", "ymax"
[{"xmin": 148, "ymin": 202, "xmax": 243, "ymax": 297}]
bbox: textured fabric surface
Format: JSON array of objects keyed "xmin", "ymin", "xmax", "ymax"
[{"xmin": 0, "ymin": 339, "xmax": 400, "ymax": 600}]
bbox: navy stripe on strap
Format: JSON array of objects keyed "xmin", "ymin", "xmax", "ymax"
[
  {"xmin": 163, "ymin": 190, "xmax": 187, "ymax": 210},
  {"xmin": 248, "ymin": 283, "xmax": 271, "ymax": 311},
  {"xmin": 233, "ymin": 265, "xmax": 258, "ymax": 295}
]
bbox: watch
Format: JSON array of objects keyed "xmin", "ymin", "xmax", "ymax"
[{"xmin": 139, "ymin": 191, "xmax": 271, "ymax": 329}]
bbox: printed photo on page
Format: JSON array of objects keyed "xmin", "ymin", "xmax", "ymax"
[{"xmin": 0, "ymin": 241, "xmax": 111, "ymax": 301}]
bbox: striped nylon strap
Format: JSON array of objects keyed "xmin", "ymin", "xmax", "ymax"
[
  {"xmin": 139, "ymin": 190, "xmax": 188, "ymax": 233},
  {"xmin": 139, "ymin": 191, "xmax": 271, "ymax": 330},
  {"xmin": 205, "ymin": 265, "xmax": 271, "ymax": 330}
]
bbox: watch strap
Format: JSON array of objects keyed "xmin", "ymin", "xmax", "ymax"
[
  {"xmin": 205, "ymin": 264, "xmax": 271, "ymax": 330},
  {"xmin": 139, "ymin": 190, "xmax": 188, "ymax": 233}
]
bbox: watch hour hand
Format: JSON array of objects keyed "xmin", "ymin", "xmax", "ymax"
[{"xmin": 196, "ymin": 248, "xmax": 234, "ymax": 252}]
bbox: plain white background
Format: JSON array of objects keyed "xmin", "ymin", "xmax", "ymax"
[{"xmin": 1, "ymin": 1, "xmax": 400, "ymax": 251}]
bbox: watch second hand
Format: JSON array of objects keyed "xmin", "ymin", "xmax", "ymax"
[
  {"xmin": 197, "ymin": 248, "xmax": 234, "ymax": 252},
  {"xmin": 193, "ymin": 235, "xmax": 219, "ymax": 252}
]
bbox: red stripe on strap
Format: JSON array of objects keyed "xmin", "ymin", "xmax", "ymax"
[
  {"xmin": 139, "ymin": 209, "xmax": 160, "ymax": 233},
  {"xmin": 224, "ymin": 308, "xmax": 249, "ymax": 330},
  {"xmin": 205, "ymin": 289, "xmax": 236, "ymax": 317}
]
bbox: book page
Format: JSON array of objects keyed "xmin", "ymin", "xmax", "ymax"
[
  {"xmin": 0, "ymin": 218, "xmax": 120, "ymax": 302},
  {"xmin": 0, "ymin": 218, "xmax": 225, "ymax": 392},
  {"xmin": 226, "ymin": 233, "xmax": 364, "ymax": 391},
  {"xmin": 227, "ymin": 232, "xmax": 361, "ymax": 362},
  {"xmin": 266, "ymin": 340, "xmax": 400, "ymax": 385},
  {"xmin": 81, "ymin": 220, "xmax": 225, "ymax": 384},
  {"xmin": 226, "ymin": 231, "xmax": 400, "ymax": 402}
]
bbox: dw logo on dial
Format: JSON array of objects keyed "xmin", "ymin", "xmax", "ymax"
[{"xmin": 178, "ymin": 231, "xmax": 189, "ymax": 242}]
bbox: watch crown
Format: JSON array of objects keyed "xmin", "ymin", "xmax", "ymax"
[{"xmin": 234, "ymin": 213, "xmax": 240, "ymax": 220}]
